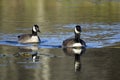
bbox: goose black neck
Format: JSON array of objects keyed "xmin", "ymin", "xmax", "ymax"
[
  {"xmin": 32, "ymin": 31, "xmax": 37, "ymax": 36},
  {"xmin": 74, "ymin": 54, "xmax": 81, "ymax": 71},
  {"xmin": 75, "ymin": 33, "xmax": 80, "ymax": 42},
  {"xmin": 75, "ymin": 54, "xmax": 80, "ymax": 61}
]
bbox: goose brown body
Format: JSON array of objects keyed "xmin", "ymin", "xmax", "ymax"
[{"xmin": 18, "ymin": 24, "xmax": 40, "ymax": 43}]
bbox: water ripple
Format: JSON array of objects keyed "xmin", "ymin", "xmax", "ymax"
[{"xmin": 0, "ymin": 23, "xmax": 120, "ymax": 48}]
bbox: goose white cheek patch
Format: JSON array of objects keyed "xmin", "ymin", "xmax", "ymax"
[
  {"xmin": 75, "ymin": 61, "xmax": 80, "ymax": 70},
  {"xmin": 33, "ymin": 26, "xmax": 36, "ymax": 32},
  {"xmin": 75, "ymin": 27, "xmax": 80, "ymax": 34}
]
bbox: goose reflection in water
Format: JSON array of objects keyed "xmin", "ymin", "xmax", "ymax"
[
  {"xmin": 63, "ymin": 47, "xmax": 86, "ymax": 72},
  {"xmin": 14, "ymin": 45, "xmax": 40, "ymax": 62}
]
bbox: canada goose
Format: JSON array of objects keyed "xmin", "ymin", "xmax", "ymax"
[
  {"xmin": 32, "ymin": 52, "xmax": 40, "ymax": 62},
  {"xmin": 63, "ymin": 47, "xmax": 86, "ymax": 72},
  {"xmin": 62, "ymin": 25, "xmax": 86, "ymax": 48},
  {"xmin": 18, "ymin": 24, "xmax": 40, "ymax": 43},
  {"xmin": 14, "ymin": 46, "xmax": 39, "ymax": 62}
]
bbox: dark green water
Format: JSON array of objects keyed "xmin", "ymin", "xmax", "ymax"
[
  {"xmin": 0, "ymin": 0, "xmax": 120, "ymax": 80},
  {"xmin": 0, "ymin": 45, "xmax": 120, "ymax": 80}
]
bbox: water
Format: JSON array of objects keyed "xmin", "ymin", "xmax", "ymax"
[{"xmin": 0, "ymin": 0, "xmax": 120, "ymax": 80}]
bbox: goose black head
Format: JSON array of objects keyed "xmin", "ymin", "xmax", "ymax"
[
  {"xmin": 32, "ymin": 24, "xmax": 40, "ymax": 33},
  {"xmin": 74, "ymin": 25, "xmax": 82, "ymax": 34}
]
